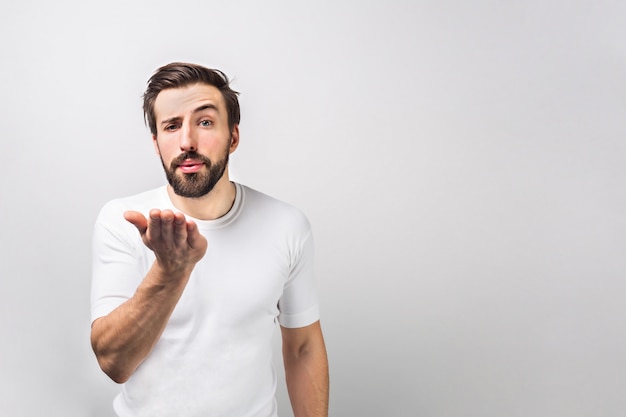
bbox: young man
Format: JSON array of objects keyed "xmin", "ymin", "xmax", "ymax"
[{"xmin": 90, "ymin": 62, "xmax": 329, "ymax": 417}]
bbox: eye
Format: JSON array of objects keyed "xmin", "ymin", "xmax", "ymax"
[
  {"xmin": 164, "ymin": 123, "xmax": 179, "ymax": 131},
  {"xmin": 199, "ymin": 120, "xmax": 213, "ymax": 127}
]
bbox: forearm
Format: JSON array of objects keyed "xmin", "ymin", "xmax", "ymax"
[
  {"xmin": 91, "ymin": 262, "xmax": 191, "ymax": 383},
  {"xmin": 283, "ymin": 329, "xmax": 329, "ymax": 417}
]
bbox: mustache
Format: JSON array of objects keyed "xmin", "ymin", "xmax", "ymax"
[{"xmin": 170, "ymin": 151, "xmax": 212, "ymax": 169}]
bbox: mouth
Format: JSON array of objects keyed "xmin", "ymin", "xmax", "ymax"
[{"xmin": 177, "ymin": 159, "xmax": 205, "ymax": 174}]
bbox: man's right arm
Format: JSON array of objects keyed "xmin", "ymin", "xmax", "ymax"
[{"xmin": 90, "ymin": 209, "xmax": 207, "ymax": 384}]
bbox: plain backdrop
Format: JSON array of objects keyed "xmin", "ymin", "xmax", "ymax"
[{"xmin": 1, "ymin": 1, "xmax": 625, "ymax": 416}]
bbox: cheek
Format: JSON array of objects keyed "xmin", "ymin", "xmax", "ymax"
[{"xmin": 154, "ymin": 139, "xmax": 178, "ymax": 159}]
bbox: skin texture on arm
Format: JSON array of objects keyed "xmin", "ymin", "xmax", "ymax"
[
  {"xmin": 90, "ymin": 209, "xmax": 207, "ymax": 383},
  {"xmin": 281, "ymin": 321, "xmax": 329, "ymax": 417}
]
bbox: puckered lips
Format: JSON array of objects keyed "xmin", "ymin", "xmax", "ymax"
[{"xmin": 177, "ymin": 159, "xmax": 205, "ymax": 174}]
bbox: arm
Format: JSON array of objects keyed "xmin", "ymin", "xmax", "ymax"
[
  {"xmin": 281, "ymin": 320, "xmax": 329, "ymax": 417},
  {"xmin": 90, "ymin": 209, "xmax": 207, "ymax": 383}
]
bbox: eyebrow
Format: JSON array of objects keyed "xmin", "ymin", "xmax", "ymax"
[
  {"xmin": 193, "ymin": 104, "xmax": 219, "ymax": 114},
  {"xmin": 160, "ymin": 103, "xmax": 220, "ymax": 126}
]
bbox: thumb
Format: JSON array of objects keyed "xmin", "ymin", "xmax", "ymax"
[{"xmin": 124, "ymin": 210, "xmax": 148, "ymax": 235}]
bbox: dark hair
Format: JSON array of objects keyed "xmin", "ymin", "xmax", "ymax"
[{"xmin": 143, "ymin": 62, "xmax": 240, "ymax": 135}]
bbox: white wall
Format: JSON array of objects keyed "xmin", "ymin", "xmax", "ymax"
[{"xmin": 1, "ymin": 1, "xmax": 624, "ymax": 416}]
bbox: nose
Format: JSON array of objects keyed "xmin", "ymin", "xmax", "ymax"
[{"xmin": 179, "ymin": 122, "xmax": 197, "ymax": 152}]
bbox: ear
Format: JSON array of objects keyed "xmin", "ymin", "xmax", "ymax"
[
  {"xmin": 152, "ymin": 134, "xmax": 161, "ymax": 156},
  {"xmin": 229, "ymin": 125, "xmax": 240, "ymax": 154}
]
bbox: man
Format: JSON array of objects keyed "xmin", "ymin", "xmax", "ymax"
[{"xmin": 90, "ymin": 62, "xmax": 329, "ymax": 417}]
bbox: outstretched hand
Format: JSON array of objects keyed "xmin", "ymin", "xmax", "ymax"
[{"xmin": 124, "ymin": 209, "xmax": 208, "ymax": 276}]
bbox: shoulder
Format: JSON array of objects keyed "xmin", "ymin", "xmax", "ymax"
[{"xmin": 239, "ymin": 184, "xmax": 312, "ymax": 235}]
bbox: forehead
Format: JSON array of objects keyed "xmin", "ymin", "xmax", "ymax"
[{"xmin": 154, "ymin": 83, "xmax": 226, "ymax": 120}]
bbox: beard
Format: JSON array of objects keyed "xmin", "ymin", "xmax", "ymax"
[{"xmin": 161, "ymin": 146, "xmax": 230, "ymax": 198}]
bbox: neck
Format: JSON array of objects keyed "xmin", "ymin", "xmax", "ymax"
[{"xmin": 167, "ymin": 171, "xmax": 236, "ymax": 220}]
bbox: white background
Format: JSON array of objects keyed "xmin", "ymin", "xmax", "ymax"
[{"xmin": 1, "ymin": 1, "xmax": 625, "ymax": 416}]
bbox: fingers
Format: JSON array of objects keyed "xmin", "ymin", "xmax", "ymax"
[
  {"xmin": 149, "ymin": 209, "xmax": 169, "ymax": 241},
  {"xmin": 138, "ymin": 209, "xmax": 192, "ymax": 248},
  {"xmin": 173, "ymin": 212, "xmax": 188, "ymax": 246},
  {"xmin": 147, "ymin": 209, "xmax": 183, "ymax": 244},
  {"xmin": 126, "ymin": 208, "xmax": 206, "ymax": 254}
]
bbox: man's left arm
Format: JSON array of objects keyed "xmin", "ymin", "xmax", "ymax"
[{"xmin": 281, "ymin": 320, "xmax": 329, "ymax": 417}]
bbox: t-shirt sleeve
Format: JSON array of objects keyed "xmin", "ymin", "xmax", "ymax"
[
  {"xmin": 277, "ymin": 220, "xmax": 320, "ymax": 328},
  {"xmin": 90, "ymin": 203, "xmax": 143, "ymax": 324}
]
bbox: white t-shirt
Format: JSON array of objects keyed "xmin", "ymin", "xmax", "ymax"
[{"xmin": 91, "ymin": 183, "xmax": 320, "ymax": 417}]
